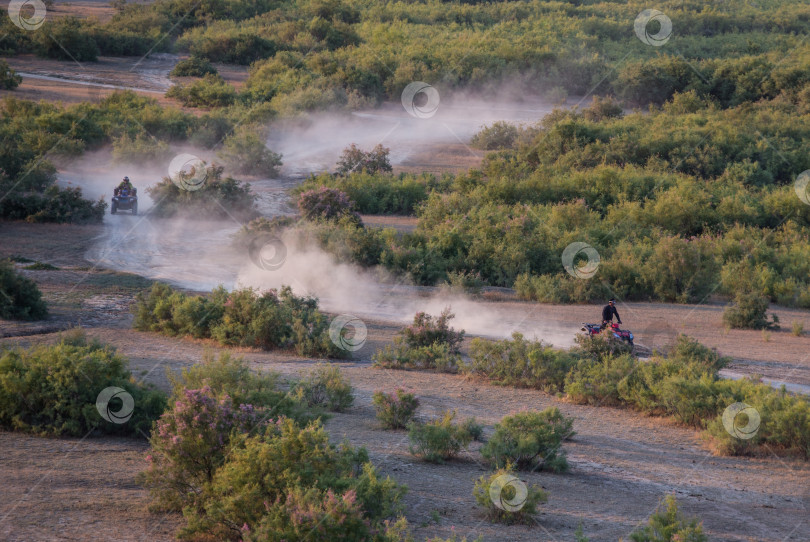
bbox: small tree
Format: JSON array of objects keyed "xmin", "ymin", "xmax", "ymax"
[
  {"xmin": 629, "ymin": 495, "xmax": 707, "ymax": 542},
  {"xmin": 336, "ymin": 144, "xmax": 392, "ymax": 175},
  {"xmin": 402, "ymin": 308, "xmax": 465, "ymax": 354},
  {"xmin": 480, "ymin": 408, "xmax": 574, "ymax": 473},
  {"xmin": 470, "ymin": 121, "xmax": 518, "ymax": 150},
  {"xmin": 171, "ymin": 56, "xmax": 217, "ymax": 77},
  {"xmin": 292, "ymin": 363, "xmax": 354, "ymax": 412},
  {"xmin": 372, "ymin": 389, "xmax": 420, "ymax": 429},
  {"xmin": 217, "ymin": 126, "xmax": 282, "ymax": 176},
  {"xmin": 137, "ymin": 386, "xmax": 259, "ymax": 511},
  {"xmin": 0, "ymin": 259, "xmax": 48, "ymax": 320},
  {"xmin": 723, "ymin": 292, "xmax": 779, "ymax": 330},
  {"xmin": 0, "ymin": 60, "xmax": 22, "ymax": 90},
  {"xmin": 408, "ymin": 410, "xmax": 473, "ymax": 463},
  {"xmin": 297, "ymin": 186, "xmax": 362, "ymax": 224}
]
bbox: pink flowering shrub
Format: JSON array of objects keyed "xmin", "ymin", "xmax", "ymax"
[
  {"xmin": 179, "ymin": 418, "xmax": 406, "ymax": 540},
  {"xmin": 297, "ymin": 186, "xmax": 362, "ymax": 225},
  {"xmin": 245, "ymin": 487, "xmax": 369, "ymax": 541},
  {"xmin": 372, "ymin": 389, "xmax": 420, "ymax": 429},
  {"xmin": 137, "ymin": 386, "xmax": 260, "ymax": 512},
  {"xmin": 401, "ymin": 308, "xmax": 464, "ymax": 353},
  {"xmin": 335, "ymin": 143, "xmax": 392, "ymax": 175}
]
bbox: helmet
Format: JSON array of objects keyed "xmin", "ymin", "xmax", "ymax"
[{"xmin": 123, "ymin": 176, "xmax": 130, "ymax": 181}]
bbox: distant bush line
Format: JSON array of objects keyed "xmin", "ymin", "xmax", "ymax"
[{"xmin": 287, "ymin": 93, "xmax": 810, "ymax": 309}]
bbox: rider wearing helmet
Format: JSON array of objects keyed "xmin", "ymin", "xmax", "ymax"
[
  {"xmin": 115, "ymin": 176, "xmax": 134, "ymax": 196},
  {"xmin": 601, "ymin": 298, "xmax": 622, "ymax": 329}
]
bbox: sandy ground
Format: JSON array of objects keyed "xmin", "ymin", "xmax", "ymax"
[
  {"xmin": 1, "ymin": 221, "xmax": 809, "ymax": 541},
  {"xmin": 0, "ymin": 54, "xmax": 248, "ymax": 106}
]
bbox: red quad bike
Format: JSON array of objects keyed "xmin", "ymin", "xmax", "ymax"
[{"xmin": 581, "ymin": 322, "xmax": 634, "ymax": 347}]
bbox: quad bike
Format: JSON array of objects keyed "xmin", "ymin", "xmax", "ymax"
[
  {"xmin": 581, "ymin": 322, "xmax": 634, "ymax": 347},
  {"xmin": 111, "ymin": 187, "xmax": 138, "ymax": 215}
]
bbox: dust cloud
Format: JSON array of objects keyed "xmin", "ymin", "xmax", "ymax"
[{"xmin": 64, "ymin": 92, "xmax": 576, "ymax": 347}]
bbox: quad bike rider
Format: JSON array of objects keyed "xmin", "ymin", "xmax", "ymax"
[
  {"xmin": 601, "ymin": 298, "xmax": 621, "ymax": 329},
  {"xmin": 111, "ymin": 176, "xmax": 138, "ymax": 215},
  {"xmin": 581, "ymin": 298, "xmax": 634, "ymax": 346}
]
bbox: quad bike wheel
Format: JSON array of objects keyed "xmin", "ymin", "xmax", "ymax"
[
  {"xmin": 111, "ymin": 203, "xmax": 117, "ymax": 214},
  {"xmin": 132, "ymin": 202, "xmax": 138, "ymax": 215}
]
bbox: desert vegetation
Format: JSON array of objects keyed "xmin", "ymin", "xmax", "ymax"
[
  {"xmin": 132, "ymin": 282, "xmax": 343, "ymax": 357},
  {"xmin": 0, "ymin": 329, "xmax": 165, "ymax": 436},
  {"xmin": 0, "ymin": 259, "xmax": 48, "ymax": 320},
  {"xmin": 3, "ymin": 0, "xmax": 810, "ymax": 538},
  {"xmin": 373, "ymin": 309, "xmax": 810, "ymax": 460},
  {"xmin": 289, "ymin": 90, "xmax": 810, "ymax": 310}
]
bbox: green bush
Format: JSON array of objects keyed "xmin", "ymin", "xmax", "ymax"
[
  {"xmin": 465, "ymin": 333, "xmax": 578, "ymax": 393},
  {"xmin": 0, "ymin": 60, "xmax": 21, "ymax": 90},
  {"xmin": 217, "ymin": 126, "xmax": 282, "ymax": 176},
  {"xmin": 133, "ymin": 283, "xmax": 343, "ymax": 357},
  {"xmin": 372, "ymin": 389, "xmax": 420, "ymax": 429},
  {"xmin": 480, "ymin": 408, "xmax": 573, "ymax": 473},
  {"xmin": 702, "ymin": 379, "xmax": 810, "ymax": 459},
  {"xmin": 0, "ymin": 330, "xmax": 166, "ymax": 436},
  {"xmin": 629, "ymin": 495, "xmax": 707, "ymax": 542},
  {"xmin": 373, "ymin": 308, "xmax": 465, "ymax": 371},
  {"xmin": 373, "ymin": 341, "xmax": 461, "ymax": 372},
  {"xmin": 182, "ymin": 30, "xmax": 277, "ymax": 65},
  {"xmin": 564, "ymin": 354, "xmax": 637, "ymax": 407},
  {"xmin": 473, "ymin": 466, "xmax": 548, "ymax": 524},
  {"xmin": 174, "ymin": 418, "xmax": 406, "ymax": 540},
  {"xmin": 33, "ymin": 17, "xmax": 99, "ymax": 61},
  {"xmin": 407, "ymin": 410, "xmax": 473, "ymax": 463},
  {"xmin": 723, "ymin": 292, "xmax": 780, "ymax": 329},
  {"xmin": 581, "ymin": 96, "xmax": 623, "ymax": 122},
  {"xmin": 146, "ymin": 162, "xmax": 258, "ymax": 220},
  {"xmin": 0, "ymin": 260, "xmax": 48, "ymax": 320},
  {"xmin": 470, "ymin": 121, "xmax": 519, "ymax": 150},
  {"xmin": 166, "ymin": 74, "xmax": 237, "ymax": 108},
  {"xmin": 292, "ymin": 363, "xmax": 354, "ymax": 412},
  {"xmin": 170, "ymin": 56, "xmax": 217, "ymax": 77},
  {"xmin": 0, "ymin": 177, "xmax": 106, "ymax": 224}
]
